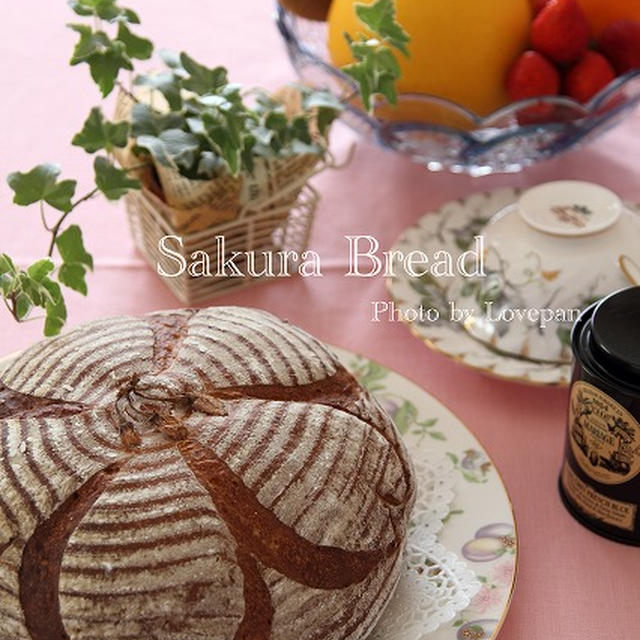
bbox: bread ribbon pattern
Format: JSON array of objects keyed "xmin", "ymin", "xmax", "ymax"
[{"xmin": 0, "ymin": 307, "xmax": 415, "ymax": 640}]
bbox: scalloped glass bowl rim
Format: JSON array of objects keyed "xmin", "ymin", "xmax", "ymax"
[{"xmin": 276, "ymin": 5, "xmax": 640, "ymax": 137}]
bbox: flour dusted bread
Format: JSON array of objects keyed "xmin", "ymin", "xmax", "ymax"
[{"xmin": 0, "ymin": 307, "xmax": 415, "ymax": 640}]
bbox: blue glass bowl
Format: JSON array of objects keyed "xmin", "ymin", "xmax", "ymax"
[{"xmin": 276, "ymin": 5, "xmax": 640, "ymax": 176}]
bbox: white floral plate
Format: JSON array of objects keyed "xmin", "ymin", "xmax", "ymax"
[
  {"xmin": 0, "ymin": 349, "xmax": 517, "ymax": 640},
  {"xmin": 386, "ymin": 187, "xmax": 577, "ymax": 386},
  {"xmin": 336, "ymin": 347, "xmax": 517, "ymax": 640}
]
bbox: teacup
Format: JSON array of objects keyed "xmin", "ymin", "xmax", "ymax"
[{"xmin": 456, "ymin": 181, "xmax": 640, "ymax": 364}]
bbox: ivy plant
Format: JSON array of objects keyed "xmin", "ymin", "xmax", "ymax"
[
  {"xmin": 342, "ymin": 0, "xmax": 410, "ymax": 111},
  {"xmin": 1, "ymin": 0, "xmax": 407, "ymax": 337},
  {"xmin": 3, "ymin": 0, "xmax": 149, "ymax": 336}
]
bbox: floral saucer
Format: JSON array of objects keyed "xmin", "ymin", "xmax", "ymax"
[
  {"xmin": 336, "ymin": 348, "xmax": 517, "ymax": 640},
  {"xmin": 457, "ymin": 182, "xmax": 640, "ymax": 364},
  {"xmin": 386, "ymin": 186, "xmax": 640, "ymax": 386}
]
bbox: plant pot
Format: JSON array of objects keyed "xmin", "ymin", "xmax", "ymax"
[
  {"xmin": 125, "ymin": 178, "xmax": 319, "ymax": 303},
  {"xmin": 115, "ymin": 86, "xmax": 328, "ymax": 301}
]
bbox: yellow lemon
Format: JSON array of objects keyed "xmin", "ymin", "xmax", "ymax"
[{"xmin": 328, "ymin": 0, "xmax": 532, "ymax": 117}]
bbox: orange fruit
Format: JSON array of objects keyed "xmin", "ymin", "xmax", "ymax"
[
  {"xmin": 328, "ymin": 0, "xmax": 532, "ymax": 117},
  {"xmin": 576, "ymin": 0, "xmax": 640, "ymax": 36}
]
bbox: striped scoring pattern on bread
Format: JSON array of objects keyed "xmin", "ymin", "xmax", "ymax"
[{"xmin": 0, "ymin": 307, "xmax": 416, "ymax": 640}]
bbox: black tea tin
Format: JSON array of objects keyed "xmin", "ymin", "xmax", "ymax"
[{"xmin": 559, "ymin": 286, "xmax": 640, "ymax": 545}]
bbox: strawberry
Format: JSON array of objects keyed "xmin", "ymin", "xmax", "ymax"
[
  {"xmin": 506, "ymin": 50, "xmax": 561, "ymax": 101},
  {"xmin": 531, "ymin": 0, "xmax": 591, "ymax": 64},
  {"xmin": 506, "ymin": 51, "xmax": 561, "ymax": 124},
  {"xmin": 599, "ymin": 20, "xmax": 640, "ymax": 74},
  {"xmin": 565, "ymin": 51, "xmax": 616, "ymax": 102}
]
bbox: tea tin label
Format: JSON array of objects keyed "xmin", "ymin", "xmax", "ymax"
[
  {"xmin": 569, "ymin": 381, "xmax": 640, "ymax": 486},
  {"xmin": 562, "ymin": 462, "xmax": 637, "ymax": 532}
]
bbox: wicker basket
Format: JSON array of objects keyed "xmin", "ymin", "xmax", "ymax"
[{"xmin": 125, "ymin": 181, "xmax": 319, "ymax": 303}]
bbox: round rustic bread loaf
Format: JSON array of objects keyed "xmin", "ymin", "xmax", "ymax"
[{"xmin": 0, "ymin": 307, "xmax": 415, "ymax": 640}]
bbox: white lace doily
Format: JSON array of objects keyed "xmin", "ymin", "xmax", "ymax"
[{"xmin": 369, "ymin": 449, "xmax": 481, "ymax": 640}]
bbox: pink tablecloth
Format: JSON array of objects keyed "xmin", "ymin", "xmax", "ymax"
[{"xmin": 1, "ymin": 1, "xmax": 639, "ymax": 638}]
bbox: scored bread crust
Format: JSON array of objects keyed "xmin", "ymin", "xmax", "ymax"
[{"xmin": 0, "ymin": 307, "xmax": 416, "ymax": 640}]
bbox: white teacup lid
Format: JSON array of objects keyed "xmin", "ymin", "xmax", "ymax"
[{"xmin": 518, "ymin": 180, "xmax": 622, "ymax": 237}]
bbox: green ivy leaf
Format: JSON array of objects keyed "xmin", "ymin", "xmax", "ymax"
[
  {"xmin": 0, "ymin": 274, "xmax": 15, "ymax": 298},
  {"xmin": 180, "ymin": 52, "xmax": 228, "ymax": 95},
  {"xmin": 342, "ymin": 0, "xmax": 410, "ymax": 112},
  {"xmin": 0, "ymin": 254, "xmax": 18, "ymax": 298},
  {"xmin": 14, "ymin": 292, "xmax": 33, "ymax": 321},
  {"xmin": 302, "ymin": 90, "xmax": 342, "ymax": 137},
  {"xmin": 200, "ymin": 116, "xmax": 242, "ymax": 174},
  {"xmin": 290, "ymin": 139, "xmax": 321, "ymax": 156},
  {"xmin": 46, "ymin": 180, "xmax": 77, "ymax": 213},
  {"xmin": 130, "ymin": 103, "xmax": 185, "ymax": 137},
  {"xmin": 355, "ymin": 0, "xmax": 410, "ymax": 56},
  {"xmin": 68, "ymin": 0, "xmax": 140, "ymax": 23},
  {"xmin": 58, "ymin": 264, "xmax": 89, "ymax": 296},
  {"xmin": 196, "ymin": 151, "xmax": 225, "ymax": 179},
  {"xmin": 159, "ymin": 49, "xmax": 186, "ymax": 72},
  {"xmin": 7, "ymin": 164, "xmax": 77, "ymax": 213},
  {"xmin": 72, "ymin": 107, "xmax": 129, "ymax": 153},
  {"xmin": 42, "ymin": 280, "xmax": 67, "ymax": 337},
  {"xmin": 0, "ymin": 254, "xmax": 69, "ymax": 335},
  {"xmin": 212, "ymin": 132, "xmax": 240, "ymax": 174},
  {"xmin": 116, "ymin": 22, "xmax": 153, "ymax": 60},
  {"xmin": 55, "ymin": 225, "xmax": 94, "ymax": 270},
  {"xmin": 69, "ymin": 24, "xmax": 111, "ymax": 64},
  {"xmin": 133, "ymin": 72, "xmax": 183, "ymax": 111},
  {"xmin": 116, "ymin": 6, "xmax": 140, "ymax": 23},
  {"xmin": 17, "ymin": 266, "xmax": 62, "ymax": 314},
  {"xmin": 68, "ymin": 0, "xmax": 97, "ymax": 17},
  {"xmin": 69, "ymin": 25, "xmax": 133, "ymax": 96},
  {"xmin": 18, "ymin": 273, "xmax": 44, "ymax": 307},
  {"xmin": 342, "ymin": 59, "xmax": 373, "ymax": 110},
  {"xmin": 69, "ymin": 24, "xmax": 134, "ymax": 95},
  {"xmin": 240, "ymin": 135, "xmax": 256, "ymax": 175},
  {"xmin": 136, "ymin": 130, "xmax": 200, "ymax": 172},
  {"xmin": 27, "ymin": 259, "xmax": 55, "ymax": 283},
  {"xmin": 55, "ymin": 225, "xmax": 94, "ymax": 295},
  {"xmin": 0, "ymin": 254, "xmax": 17, "ymax": 276},
  {"xmin": 87, "ymin": 39, "xmax": 133, "ymax": 97},
  {"xmin": 7, "ymin": 163, "xmax": 58, "ymax": 205},
  {"xmin": 343, "ymin": 40, "xmax": 402, "ymax": 110},
  {"xmin": 250, "ymin": 124, "xmax": 275, "ymax": 148},
  {"xmin": 290, "ymin": 116, "xmax": 313, "ymax": 145},
  {"xmin": 302, "ymin": 89, "xmax": 343, "ymax": 112},
  {"xmin": 93, "ymin": 156, "xmax": 140, "ymax": 199}
]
